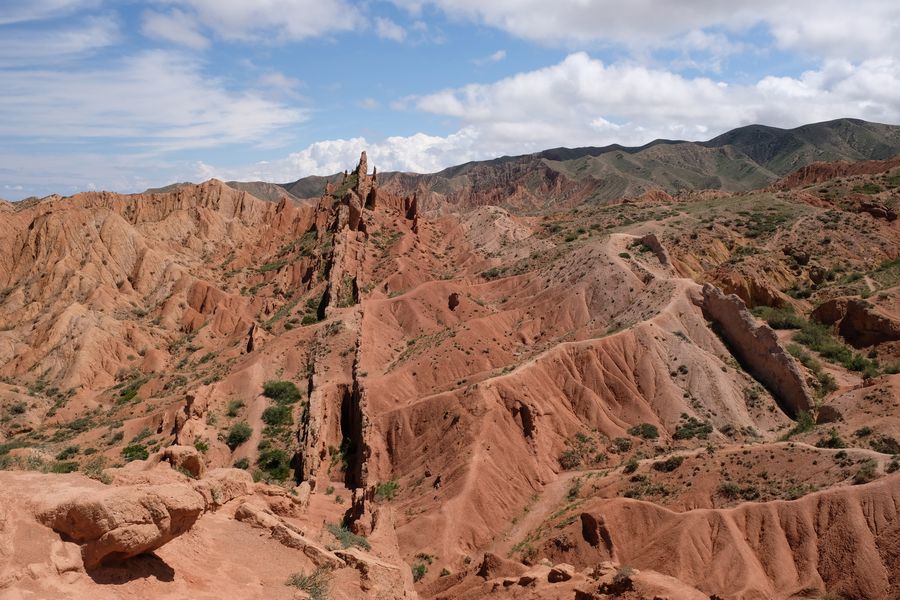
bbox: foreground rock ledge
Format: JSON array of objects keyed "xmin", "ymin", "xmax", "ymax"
[
  {"xmin": 37, "ymin": 469, "xmax": 253, "ymax": 569},
  {"xmin": 38, "ymin": 483, "xmax": 205, "ymax": 569}
]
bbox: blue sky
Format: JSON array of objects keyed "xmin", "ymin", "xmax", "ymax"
[{"xmin": 1, "ymin": 0, "xmax": 899, "ymax": 199}]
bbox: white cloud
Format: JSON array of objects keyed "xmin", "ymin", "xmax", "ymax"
[
  {"xmin": 473, "ymin": 49, "xmax": 506, "ymax": 65},
  {"xmin": 410, "ymin": 53, "xmax": 900, "ymax": 148},
  {"xmin": 358, "ymin": 97, "xmax": 381, "ymax": 109},
  {"xmin": 159, "ymin": 0, "xmax": 365, "ymax": 42},
  {"xmin": 0, "ymin": 50, "xmax": 306, "ymax": 151},
  {"xmin": 201, "ymin": 52, "xmax": 900, "ymax": 185},
  {"xmin": 375, "ymin": 17, "xmax": 407, "ymax": 42},
  {"xmin": 141, "ymin": 9, "xmax": 210, "ymax": 50},
  {"xmin": 0, "ymin": 15, "xmax": 119, "ymax": 66},
  {"xmin": 197, "ymin": 129, "xmax": 485, "ymax": 183},
  {"xmin": 256, "ymin": 71, "xmax": 305, "ymax": 100},
  {"xmin": 392, "ymin": 0, "xmax": 900, "ymax": 60},
  {"xmin": 0, "ymin": 0, "xmax": 99, "ymax": 25}
]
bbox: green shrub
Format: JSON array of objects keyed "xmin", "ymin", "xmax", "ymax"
[
  {"xmin": 613, "ymin": 437, "xmax": 632, "ymax": 453},
  {"xmin": 227, "ymin": 422, "xmax": 252, "ymax": 449},
  {"xmin": 262, "ymin": 405, "xmax": 293, "ymax": 426},
  {"xmin": 481, "ymin": 267, "xmax": 504, "ymax": 280},
  {"xmin": 852, "ymin": 182, "xmax": 882, "ymax": 194},
  {"xmin": 55, "ymin": 445, "xmax": 79, "ymax": 460},
  {"xmin": 854, "ymin": 426, "xmax": 873, "ymax": 438},
  {"xmin": 793, "ymin": 321, "xmax": 878, "ymax": 373},
  {"xmin": 325, "ymin": 523, "xmax": 371, "ymax": 550},
  {"xmin": 558, "ymin": 449, "xmax": 581, "ymax": 470},
  {"xmin": 751, "ymin": 306, "xmax": 805, "ymax": 329},
  {"xmin": 853, "ymin": 459, "xmax": 878, "ymax": 485},
  {"xmin": 121, "ymin": 444, "xmax": 149, "ymax": 462},
  {"xmin": 623, "ymin": 457, "xmax": 639, "ymax": 474},
  {"xmin": 374, "ymin": 480, "xmax": 400, "ymax": 502},
  {"xmin": 194, "ymin": 439, "xmax": 209, "ymax": 453},
  {"xmin": 412, "ymin": 563, "xmax": 427, "ymax": 582},
  {"xmin": 262, "ymin": 380, "xmax": 302, "ymax": 404},
  {"xmin": 628, "ymin": 423, "xmax": 659, "ymax": 440},
  {"xmin": 815, "ymin": 429, "xmax": 846, "ymax": 449},
  {"xmin": 131, "ymin": 428, "xmax": 152, "ymax": 443},
  {"xmin": 718, "ymin": 481, "xmax": 760, "ymax": 501},
  {"xmin": 256, "ymin": 448, "xmax": 292, "ymax": 481},
  {"xmin": 652, "ymin": 455, "xmax": 685, "ymax": 472},
  {"xmin": 870, "ymin": 435, "xmax": 900, "ymax": 455},
  {"xmin": 233, "ymin": 457, "xmax": 250, "ymax": 470},
  {"xmin": 673, "ymin": 415, "xmax": 713, "ymax": 440},
  {"xmin": 226, "ymin": 399, "xmax": 245, "ymax": 417},
  {"xmin": 286, "ymin": 567, "xmax": 331, "ymax": 600},
  {"xmin": 50, "ymin": 461, "xmax": 79, "ymax": 473},
  {"xmin": 258, "ymin": 260, "xmax": 288, "ymax": 273},
  {"xmin": 781, "ymin": 410, "xmax": 816, "ymax": 440}
]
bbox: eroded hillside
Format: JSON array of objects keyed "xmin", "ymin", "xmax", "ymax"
[{"xmin": 1, "ymin": 150, "xmax": 900, "ymax": 600}]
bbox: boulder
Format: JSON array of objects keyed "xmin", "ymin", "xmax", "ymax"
[
  {"xmin": 192, "ymin": 468, "xmax": 254, "ymax": 508},
  {"xmin": 38, "ymin": 483, "xmax": 206, "ymax": 568},
  {"xmin": 161, "ymin": 445, "xmax": 205, "ymax": 478},
  {"xmin": 477, "ymin": 552, "xmax": 525, "ymax": 579},
  {"xmin": 548, "ymin": 563, "xmax": 575, "ymax": 583}
]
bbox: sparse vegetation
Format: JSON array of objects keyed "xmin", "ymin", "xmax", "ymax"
[
  {"xmin": 374, "ymin": 480, "xmax": 400, "ymax": 502},
  {"xmin": 286, "ymin": 567, "xmax": 331, "ymax": 600},
  {"xmin": 262, "ymin": 405, "xmax": 292, "ymax": 426},
  {"xmin": 623, "ymin": 457, "xmax": 639, "ymax": 474},
  {"xmin": 326, "ymin": 522, "xmax": 371, "ymax": 550},
  {"xmin": 226, "ymin": 422, "xmax": 252, "ymax": 449},
  {"xmin": 673, "ymin": 415, "xmax": 713, "ymax": 440},
  {"xmin": 718, "ymin": 481, "xmax": 760, "ymax": 501},
  {"xmin": 558, "ymin": 431, "xmax": 606, "ymax": 469},
  {"xmin": 262, "ymin": 380, "xmax": 302, "ymax": 404},
  {"xmin": 256, "ymin": 448, "xmax": 292, "ymax": 481},
  {"xmin": 652, "ymin": 455, "xmax": 685, "ymax": 472},
  {"xmin": 226, "ymin": 399, "xmax": 245, "ymax": 417},
  {"xmin": 815, "ymin": 429, "xmax": 846, "ymax": 449},
  {"xmin": 852, "ymin": 459, "xmax": 878, "ymax": 485},
  {"xmin": 628, "ymin": 423, "xmax": 659, "ymax": 440},
  {"xmin": 781, "ymin": 410, "xmax": 817, "ymax": 440},
  {"xmin": 121, "ymin": 444, "xmax": 149, "ymax": 462},
  {"xmin": 793, "ymin": 320, "xmax": 878, "ymax": 374}
]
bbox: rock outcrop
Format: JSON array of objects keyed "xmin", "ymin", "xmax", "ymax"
[
  {"xmin": 812, "ymin": 297, "xmax": 900, "ymax": 348},
  {"xmin": 160, "ymin": 445, "xmax": 205, "ymax": 478},
  {"xmin": 702, "ymin": 284, "xmax": 813, "ymax": 418},
  {"xmin": 234, "ymin": 502, "xmax": 345, "ymax": 569},
  {"xmin": 37, "ymin": 483, "xmax": 207, "ymax": 568},
  {"xmin": 36, "ymin": 468, "xmax": 252, "ymax": 569}
]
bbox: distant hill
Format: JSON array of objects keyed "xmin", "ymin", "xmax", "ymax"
[{"xmin": 237, "ymin": 118, "xmax": 900, "ymax": 211}]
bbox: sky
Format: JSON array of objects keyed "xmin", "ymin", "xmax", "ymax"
[{"xmin": 1, "ymin": 0, "xmax": 899, "ymax": 199}]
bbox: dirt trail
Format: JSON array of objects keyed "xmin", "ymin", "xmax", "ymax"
[{"xmin": 486, "ymin": 469, "xmax": 583, "ymax": 557}]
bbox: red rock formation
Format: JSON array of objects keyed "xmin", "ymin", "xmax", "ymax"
[
  {"xmin": 813, "ymin": 297, "xmax": 900, "ymax": 348},
  {"xmin": 702, "ymin": 284, "xmax": 813, "ymax": 417}
]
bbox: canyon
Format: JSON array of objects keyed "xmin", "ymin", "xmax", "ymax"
[{"xmin": 1, "ymin": 120, "xmax": 900, "ymax": 599}]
